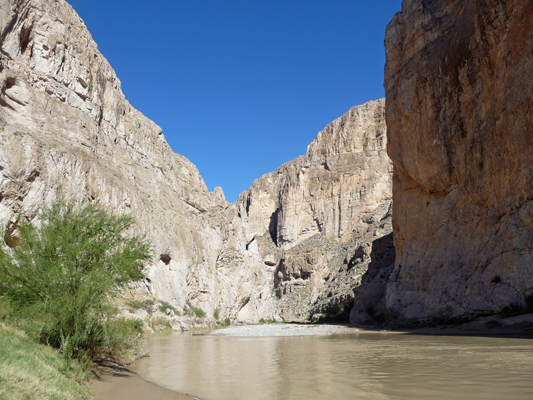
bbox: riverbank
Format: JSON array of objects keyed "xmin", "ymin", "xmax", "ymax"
[
  {"xmin": 209, "ymin": 323, "xmax": 356, "ymax": 337},
  {"xmin": 211, "ymin": 315, "xmax": 533, "ymax": 339},
  {"xmin": 92, "ymin": 360, "xmax": 197, "ymax": 400},
  {"xmin": 377, "ymin": 312, "xmax": 533, "ymax": 339},
  {"xmin": 0, "ymin": 323, "xmax": 89, "ymax": 400}
]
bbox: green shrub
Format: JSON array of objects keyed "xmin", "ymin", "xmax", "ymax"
[
  {"xmin": 100, "ymin": 318, "xmax": 144, "ymax": 361},
  {"xmin": 258, "ymin": 318, "xmax": 276, "ymax": 324},
  {"xmin": 159, "ymin": 301, "xmax": 180, "ymax": 316},
  {"xmin": 127, "ymin": 299, "xmax": 155, "ymax": 314},
  {"xmin": 0, "ymin": 199, "xmax": 152, "ymax": 360},
  {"xmin": 213, "ymin": 307, "xmax": 220, "ymax": 320},
  {"xmin": 147, "ymin": 316, "xmax": 171, "ymax": 331},
  {"xmin": 0, "ymin": 298, "xmax": 11, "ymax": 321},
  {"xmin": 186, "ymin": 301, "xmax": 206, "ymax": 318},
  {"xmin": 223, "ymin": 317, "xmax": 231, "ymax": 326}
]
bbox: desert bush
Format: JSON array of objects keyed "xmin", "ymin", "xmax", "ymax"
[
  {"xmin": 0, "ymin": 199, "xmax": 151, "ymax": 360},
  {"xmin": 159, "ymin": 301, "xmax": 180, "ymax": 316},
  {"xmin": 186, "ymin": 301, "xmax": 206, "ymax": 318},
  {"xmin": 127, "ymin": 299, "xmax": 155, "ymax": 314},
  {"xmin": 147, "ymin": 316, "xmax": 172, "ymax": 331},
  {"xmin": 258, "ymin": 318, "xmax": 276, "ymax": 324},
  {"xmin": 99, "ymin": 317, "xmax": 144, "ymax": 361}
]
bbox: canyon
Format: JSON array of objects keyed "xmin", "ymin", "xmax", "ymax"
[
  {"xmin": 0, "ymin": 0, "xmax": 393, "ymax": 324},
  {"xmin": 1, "ymin": 0, "xmax": 532, "ymax": 328}
]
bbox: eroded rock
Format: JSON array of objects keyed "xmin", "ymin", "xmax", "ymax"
[{"xmin": 0, "ymin": 0, "xmax": 239, "ymax": 320}]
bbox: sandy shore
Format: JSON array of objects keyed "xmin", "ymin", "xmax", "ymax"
[
  {"xmin": 92, "ymin": 360, "xmax": 199, "ymax": 400},
  {"xmin": 210, "ymin": 323, "xmax": 358, "ymax": 337},
  {"xmin": 209, "ymin": 317, "xmax": 533, "ymax": 339}
]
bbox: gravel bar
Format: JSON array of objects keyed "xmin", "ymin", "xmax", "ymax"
[{"xmin": 209, "ymin": 324, "xmax": 355, "ymax": 337}]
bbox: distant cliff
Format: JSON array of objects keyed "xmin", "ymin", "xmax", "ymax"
[
  {"xmin": 379, "ymin": 0, "xmax": 533, "ymax": 321},
  {"xmin": 228, "ymin": 99, "xmax": 392, "ymax": 321}
]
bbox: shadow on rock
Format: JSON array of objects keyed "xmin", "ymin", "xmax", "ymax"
[{"xmin": 349, "ymin": 233, "xmax": 395, "ymax": 325}]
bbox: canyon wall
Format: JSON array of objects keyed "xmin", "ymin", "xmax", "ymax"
[
  {"xmin": 229, "ymin": 99, "xmax": 393, "ymax": 321},
  {"xmin": 0, "ymin": 0, "xmax": 281, "ymax": 322},
  {"xmin": 0, "ymin": 0, "xmax": 394, "ymax": 324},
  {"xmin": 382, "ymin": 0, "xmax": 533, "ymax": 320},
  {"xmin": 235, "ymin": 99, "xmax": 390, "ymax": 250}
]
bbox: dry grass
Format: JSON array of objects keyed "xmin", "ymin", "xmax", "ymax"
[{"xmin": 0, "ymin": 323, "xmax": 89, "ymax": 400}]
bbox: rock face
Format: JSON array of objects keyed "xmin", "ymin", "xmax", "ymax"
[
  {"xmin": 0, "ymin": 0, "xmax": 394, "ymax": 324},
  {"xmin": 383, "ymin": 0, "xmax": 533, "ymax": 320},
  {"xmin": 280, "ymin": 99, "xmax": 390, "ymax": 248},
  {"xmin": 229, "ymin": 99, "xmax": 393, "ymax": 321},
  {"xmin": 236, "ymin": 99, "xmax": 390, "ymax": 250},
  {"xmin": 0, "ymin": 0, "xmax": 280, "ymax": 322}
]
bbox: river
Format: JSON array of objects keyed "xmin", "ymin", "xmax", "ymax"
[{"xmin": 132, "ymin": 325, "xmax": 533, "ymax": 400}]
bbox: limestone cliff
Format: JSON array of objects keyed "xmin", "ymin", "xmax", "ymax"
[
  {"xmin": 226, "ymin": 99, "xmax": 393, "ymax": 321},
  {"xmin": 380, "ymin": 0, "xmax": 533, "ymax": 320},
  {"xmin": 0, "ymin": 0, "xmax": 394, "ymax": 325},
  {"xmin": 235, "ymin": 99, "xmax": 390, "ymax": 250},
  {"xmin": 0, "ymin": 0, "xmax": 280, "ymax": 323}
]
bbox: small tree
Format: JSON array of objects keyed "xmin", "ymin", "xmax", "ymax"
[{"xmin": 0, "ymin": 199, "xmax": 152, "ymax": 358}]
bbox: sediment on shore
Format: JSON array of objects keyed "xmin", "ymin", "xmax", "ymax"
[{"xmin": 92, "ymin": 360, "xmax": 197, "ymax": 400}]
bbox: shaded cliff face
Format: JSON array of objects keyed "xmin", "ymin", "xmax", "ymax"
[{"xmin": 384, "ymin": 0, "xmax": 533, "ymax": 320}]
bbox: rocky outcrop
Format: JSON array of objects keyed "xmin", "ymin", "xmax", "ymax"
[
  {"xmin": 277, "ymin": 209, "xmax": 393, "ymax": 322},
  {"xmin": 279, "ymin": 99, "xmax": 390, "ymax": 248},
  {"xmin": 235, "ymin": 99, "xmax": 390, "ymax": 249},
  {"xmin": 381, "ymin": 0, "xmax": 533, "ymax": 321}
]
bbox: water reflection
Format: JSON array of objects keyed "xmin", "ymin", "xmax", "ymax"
[{"xmin": 132, "ymin": 330, "xmax": 533, "ymax": 400}]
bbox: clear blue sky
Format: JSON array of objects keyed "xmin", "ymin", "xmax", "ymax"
[{"xmin": 67, "ymin": 0, "xmax": 402, "ymax": 203}]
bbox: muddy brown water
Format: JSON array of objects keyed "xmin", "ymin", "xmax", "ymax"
[{"xmin": 132, "ymin": 329, "xmax": 533, "ymax": 400}]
